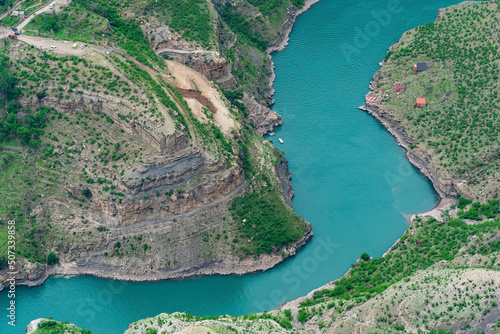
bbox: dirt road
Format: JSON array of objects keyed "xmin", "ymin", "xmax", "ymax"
[
  {"xmin": 156, "ymin": 48, "xmax": 220, "ymax": 58},
  {"xmin": 16, "ymin": 0, "xmax": 70, "ymax": 31},
  {"xmin": 0, "ymin": 25, "xmax": 9, "ymax": 39},
  {"xmin": 18, "ymin": 34, "xmax": 98, "ymax": 55}
]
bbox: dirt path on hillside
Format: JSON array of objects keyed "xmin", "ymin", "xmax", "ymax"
[
  {"xmin": 122, "ymin": 53, "xmax": 236, "ymax": 134},
  {"xmin": 121, "ymin": 53, "xmax": 216, "ymax": 111},
  {"xmin": 18, "ymin": 34, "xmax": 98, "ymax": 55},
  {"xmin": 176, "ymin": 88, "xmax": 217, "ymax": 114},
  {"xmin": 16, "ymin": 0, "xmax": 70, "ymax": 31},
  {"xmin": 109, "ymin": 181, "xmax": 245, "ymax": 232},
  {"xmin": 155, "ymin": 48, "xmax": 219, "ymax": 58},
  {"xmin": 166, "ymin": 60, "xmax": 236, "ymax": 134}
]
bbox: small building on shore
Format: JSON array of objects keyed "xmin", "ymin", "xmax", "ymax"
[
  {"xmin": 416, "ymin": 98, "xmax": 426, "ymax": 108},
  {"xmin": 395, "ymin": 85, "xmax": 404, "ymax": 93},
  {"xmin": 414, "ymin": 62, "xmax": 427, "ymax": 73}
]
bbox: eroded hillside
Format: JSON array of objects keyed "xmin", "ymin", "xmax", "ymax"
[{"xmin": 0, "ymin": 38, "xmax": 311, "ymax": 287}]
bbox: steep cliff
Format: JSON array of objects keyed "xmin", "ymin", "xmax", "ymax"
[{"xmin": 0, "ymin": 41, "xmax": 311, "ymax": 289}]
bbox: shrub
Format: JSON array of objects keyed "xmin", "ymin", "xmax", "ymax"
[
  {"xmin": 360, "ymin": 252, "xmax": 370, "ymax": 261},
  {"xmin": 47, "ymin": 252, "xmax": 60, "ymax": 265}
]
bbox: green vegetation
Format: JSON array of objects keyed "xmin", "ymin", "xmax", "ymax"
[
  {"xmin": 0, "ymin": 55, "xmax": 20, "ymax": 104},
  {"xmin": 33, "ymin": 319, "xmax": 92, "ymax": 334},
  {"xmin": 230, "ymin": 188, "xmax": 307, "ymax": 255},
  {"xmin": 146, "ymin": 0, "xmax": 217, "ymax": 48},
  {"xmin": 308, "ymin": 214, "xmax": 500, "ymax": 303},
  {"xmin": 360, "ymin": 252, "xmax": 370, "ymax": 262},
  {"xmin": 377, "ymin": 1, "xmax": 500, "ymax": 198},
  {"xmin": 0, "ymin": 0, "xmax": 16, "ymax": 13},
  {"xmin": 290, "ymin": 212, "xmax": 500, "ymax": 330},
  {"xmin": 228, "ymin": 126, "xmax": 308, "ymax": 257},
  {"xmin": 219, "ymin": 4, "xmax": 268, "ymax": 52},
  {"xmin": 0, "ymin": 13, "xmax": 21, "ymax": 27},
  {"xmin": 25, "ymin": 0, "xmax": 165, "ymax": 69},
  {"xmin": 47, "ymin": 251, "xmax": 59, "ymax": 265},
  {"xmin": 123, "ymin": 311, "xmax": 293, "ymax": 334}
]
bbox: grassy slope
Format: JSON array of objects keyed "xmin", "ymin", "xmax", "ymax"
[
  {"xmin": 376, "ymin": 0, "xmax": 500, "ymax": 200},
  {"xmin": 21, "ymin": 0, "xmax": 305, "ymax": 101}
]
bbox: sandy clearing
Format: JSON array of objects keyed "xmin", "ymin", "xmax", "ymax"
[
  {"xmin": 166, "ymin": 60, "xmax": 237, "ymax": 135},
  {"xmin": 0, "ymin": 26, "xmax": 10, "ymax": 39},
  {"xmin": 17, "ymin": 34, "xmax": 99, "ymax": 55},
  {"xmin": 185, "ymin": 98, "xmax": 209, "ymax": 123},
  {"xmin": 410, "ymin": 196, "xmax": 456, "ymax": 222}
]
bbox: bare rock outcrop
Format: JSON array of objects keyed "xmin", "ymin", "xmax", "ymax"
[
  {"xmin": 185, "ymin": 57, "xmax": 231, "ymax": 81},
  {"xmin": 240, "ymin": 93, "xmax": 282, "ymax": 135}
]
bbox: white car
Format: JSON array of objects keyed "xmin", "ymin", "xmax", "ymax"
[
  {"xmin": 50, "ymin": 46, "xmax": 57, "ymax": 51},
  {"xmin": 79, "ymin": 44, "xmax": 86, "ymax": 49},
  {"xmin": 72, "ymin": 43, "xmax": 78, "ymax": 48},
  {"xmin": 40, "ymin": 46, "xmax": 47, "ymax": 50}
]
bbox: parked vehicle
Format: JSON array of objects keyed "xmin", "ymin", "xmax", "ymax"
[{"xmin": 50, "ymin": 46, "xmax": 57, "ymax": 51}]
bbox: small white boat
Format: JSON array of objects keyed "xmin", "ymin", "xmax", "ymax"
[{"xmin": 279, "ymin": 138, "xmax": 284, "ymax": 144}]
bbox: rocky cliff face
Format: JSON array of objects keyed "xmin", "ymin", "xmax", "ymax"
[
  {"xmin": 99, "ymin": 160, "xmax": 243, "ymax": 227},
  {"xmin": 0, "ymin": 43, "xmax": 312, "ymax": 291},
  {"xmin": 240, "ymin": 93, "xmax": 282, "ymax": 135},
  {"xmin": 185, "ymin": 57, "xmax": 232, "ymax": 81}
]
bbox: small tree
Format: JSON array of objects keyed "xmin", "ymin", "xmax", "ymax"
[
  {"xmin": 36, "ymin": 91, "xmax": 47, "ymax": 100},
  {"xmin": 47, "ymin": 252, "xmax": 60, "ymax": 265},
  {"xmin": 82, "ymin": 188, "xmax": 92, "ymax": 198},
  {"xmin": 360, "ymin": 252, "xmax": 370, "ymax": 262}
]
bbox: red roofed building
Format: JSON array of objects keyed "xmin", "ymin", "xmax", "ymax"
[
  {"xmin": 395, "ymin": 85, "xmax": 404, "ymax": 93},
  {"xmin": 416, "ymin": 98, "xmax": 426, "ymax": 108}
]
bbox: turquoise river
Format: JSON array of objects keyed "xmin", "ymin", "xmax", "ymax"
[{"xmin": 1, "ymin": 0, "xmax": 463, "ymax": 332}]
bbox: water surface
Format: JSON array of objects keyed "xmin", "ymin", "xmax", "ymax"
[{"xmin": 1, "ymin": 0, "xmax": 461, "ymax": 332}]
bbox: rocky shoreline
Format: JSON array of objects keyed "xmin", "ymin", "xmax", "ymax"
[
  {"xmin": 265, "ymin": 0, "xmax": 322, "ymax": 101},
  {"xmin": 4, "ymin": 224, "xmax": 313, "ymax": 291},
  {"xmin": 359, "ymin": 100, "xmax": 456, "ymax": 200},
  {"xmin": 359, "ymin": 9, "xmax": 459, "ymax": 204}
]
